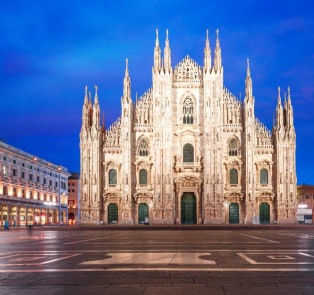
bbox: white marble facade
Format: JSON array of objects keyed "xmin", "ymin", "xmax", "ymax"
[{"xmin": 79, "ymin": 30, "xmax": 297, "ymax": 225}]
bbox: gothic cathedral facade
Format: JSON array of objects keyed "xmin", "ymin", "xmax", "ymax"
[{"xmin": 79, "ymin": 30, "xmax": 297, "ymax": 225}]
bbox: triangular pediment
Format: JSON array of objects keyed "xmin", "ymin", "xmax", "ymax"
[{"xmin": 174, "ymin": 55, "xmax": 203, "ymax": 83}]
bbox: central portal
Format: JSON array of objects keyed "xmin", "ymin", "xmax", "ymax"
[{"xmin": 181, "ymin": 192, "xmax": 196, "ymax": 224}]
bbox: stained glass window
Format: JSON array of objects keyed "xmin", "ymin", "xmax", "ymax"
[
  {"xmin": 260, "ymin": 168, "xmax": 268, "ymax": 184},
  {"xmin": 139, "ymin": 169, "xmax": 148, "ymax": 185},
  {"xmin": 229, "ymin": 139, "xmax": 238, "ymax": 156},
  {"xmin": 230, "ymin": 168, "xmax": 238, "ymax": 185},
  {"xmin": 109, "ymin": 169, "xmax": 117, "ymax": 185},
  {"xmin": 183, "ymin": 143, "xmax": 194, "ymax": 163},
  {"xmin": 138, "ymin": 138, "xmax": 149, "ymax": 156},
  {"xmin": 183, "ymin": 97, "xmax": 194, "ymax": 124}
]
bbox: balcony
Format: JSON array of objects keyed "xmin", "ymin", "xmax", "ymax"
[{"xmin": 173, "ymin": 159, "xmax": 203, "ymax": 173}]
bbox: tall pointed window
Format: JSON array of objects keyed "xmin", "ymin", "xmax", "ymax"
[
  {"xmin": 229, "ymin": 138, "xmax": 238, "ymax": 156},
  {"xmin": 137, "ymin": 138, "xmax": 149, "ymax": 156},
  {"xmin": 183, "ymin": 143, "xmax": 194, "ymax": 163},
  {"xmin": 109, "ymin": 169, "xmax": 117, "ymax": 185},
  {"xmin": 260, "ymin": 168, "xmax": 268, "ymax": 185},
  {"xmin": 183, "ymin": 97, "xmax": 194, "ymax": 124},
  {"xmin": 230, "ymin": 168, "xmax": 238, "ymax": 185},
  {"xmin": 139, "ymin": 169, "xmax": 148, "ymax": 185}
]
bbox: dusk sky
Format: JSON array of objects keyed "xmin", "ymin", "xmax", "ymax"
[{"xmin": 0, "ymin": 0, "xmax": 313, "ymax": 184}]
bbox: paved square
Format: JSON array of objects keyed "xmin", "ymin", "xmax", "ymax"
[{"xmin": 0, "ymin": 226, "xmax": 314, "ymax": 294}]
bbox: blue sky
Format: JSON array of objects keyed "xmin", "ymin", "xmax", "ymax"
[{"xmin": 0, "ymin": 0, "xmax": 313, "ymax": 184}]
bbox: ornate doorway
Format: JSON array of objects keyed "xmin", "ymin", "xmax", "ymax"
[
  {"xmin": 260, "ymin": 202, "xmax": 270, "ymax": 224},
  {"xmin": 138, "ymin": 203, "xmax": 149, "ymax": 224},
  {"xmin": 229, "ymin": 203, "xmax": 239, "ymax": 224},
  {"xmin": 108, "ymin": 203, "xmax": 118, "ymax": 224},
  {"xmin": 181, "ymin": 193, "xmax": 196, "ymax": 224}
]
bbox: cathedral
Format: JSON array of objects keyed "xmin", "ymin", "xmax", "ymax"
[{"xmin": 79, "ymin": 30, "xmax": 297, "ymax": 225}]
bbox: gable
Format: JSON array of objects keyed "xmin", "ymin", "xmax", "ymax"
[{"xmin": 173, "ymin": 55, "xmax": 203, "ymax": 84}]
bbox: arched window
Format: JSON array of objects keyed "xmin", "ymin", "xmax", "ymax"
[
  {"xmin": 109, "ymin": 169, "xmax": 117, "ymax": 185},
  {"xmin": 230, "ymin": 168, "xmax": 238, "ymax": 185},
  {"xmin": 260, "ymin": 168, "xmax": 268, "ymax": 185},
  {"xmin": 139, "ymin": 169, "xmax": 148, "ymax": 185},
  {"xmin": 137, "ymin": 138, "xmax": 149, "ymax": 156},
  {"xmin": 229, "ymin": 138, "xmax": 238, "ymax": 156},
  {"xmin": 183, "ymin": 97, "xmax": 194, "ymax": 124},
  {"xmin": 183, "ymin": 143, "xmax": 194, "ymax": 163}
]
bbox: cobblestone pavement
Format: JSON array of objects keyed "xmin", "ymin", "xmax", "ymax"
[{"xmin": 0, "ymin": 227, "xmax": 314, "ymax": 294}]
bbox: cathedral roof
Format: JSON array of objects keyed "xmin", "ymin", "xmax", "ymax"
[{"xmin": 173, "ymin": 55, "xmax": 203, "ymax": 83}]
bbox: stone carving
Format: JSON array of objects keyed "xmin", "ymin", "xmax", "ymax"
[{"xmin": 79, "ymin": 33, "xmax": 297, "ymax": 225}]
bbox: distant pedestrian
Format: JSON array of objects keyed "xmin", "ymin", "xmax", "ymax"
[{"xmin": 4, "ymin": 220, "xmax": 9, "ymax": 230}]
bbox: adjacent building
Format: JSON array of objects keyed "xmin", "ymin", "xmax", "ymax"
[
  {"xmin": 80, "ymin": 30, "xmax": 297, "ymax": 225},
  {"xmin": 68, "ymin": 172, "xmax": 80, "ymax": 224},
  {"xmin": 297, "ymin": 185, "xmax": 314, "ymax": 223},
  {"xmin": 0, "ymin": 140, "xmax": 70, "ymax": 226}
]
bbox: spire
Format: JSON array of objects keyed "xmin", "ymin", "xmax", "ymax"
[
  {"xmin": 84, "ymin": 85, "xmax": 88, "ymax": 105},
  {"xmin": 125, "ymin": 58, "xmax": 129, "ymax": 77},
  {"xmin": 214, "ymin": 29, "xmax": 222, "ymax": 71},
  {"xmin": 94, "ymin": 85, "xmax": 99, "ymax": 105},
  {"xmin": 155, "ymin": 29, "xmax": 159, "ymax": 47},
  {"xmin": 216, "ymin": 29, "xmax": 220, "ymax": 46},
  {"xmin": 277, "ymin": 86, "xmax": 282, "ymax": 106},
  {"xmin": 123, "ymin": 58, "xmax": 131, "ymax": 100},
  {"xmin": 276, "ymin": 86, "xmax": 284, "ymax": 129},
  {"xmin": 204, "ymin": 29, "xmax": 211, "ymax": 72},
  {"xmin": 286, "ymin": 86, "xmax": 294, "ymax": 129},
  {"xmin": 164, "ymin": 29, "xmax": 172, "ymax": 73},
  {"xmin": 245, "ymin": 58, "xmax": 252, "ymax": 99},
  {"xmin": 82, "ymin": 86, "xmax": 90, "ymax": 127},
  {"xmin": 247, "ymin": 58, "xmax": 250, "ymax": 77},
  {"xmin": 92, "ymin": 86, "xmax": 100, "ymax": 128},
  {"xmin": 287, "ymin": 86, "xmax": 291, "ymax": 105},
  {"xmin": 154, "ymin": 29, "xmax": 161, "ymax": 72}
]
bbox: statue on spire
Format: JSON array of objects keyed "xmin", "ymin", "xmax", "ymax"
[
  {"xmin": 204, "ymin": 29, "xmax": 211, "ymax": 72},
  {"xmin": 123, "ymin": 58, "xmax": 131, "ymax": 100},
  {"xmin": 245, "ymin": 58, "xmax": 252, "ymax": 99},
  {"xmin": 154, "ymin": 29, "xmax": 161, "ymax": 72},
  {"xmin": 164, "ymin": 29, "xmax": 172, "ymax": 73},
  {"xmin": 276, "ymin": 86, "xmax": 284, "ymax": 129},
  {"xmin": 94, "ymin": 85, "xmax": 99, "ymax": 105},
  {"xmin": 214, "ymin": 29, "xmax": 222, "ymax": 71}
]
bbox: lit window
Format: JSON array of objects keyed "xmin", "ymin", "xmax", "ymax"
[{"xmin": 3, "ymin": 166, "xmax": 7, "ymax": 175}]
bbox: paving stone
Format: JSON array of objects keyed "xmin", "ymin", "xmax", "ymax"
[
  {"xmin": 224, "ymin": 286, "xmax": 304, "ymax": 295},
  {"xmin": 298, "ymin": 287, "xmax": 314, "ymax": 295},
  {"xmin": 143, "ymin": 286, "xmax": 225, "ymax": 295}
]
